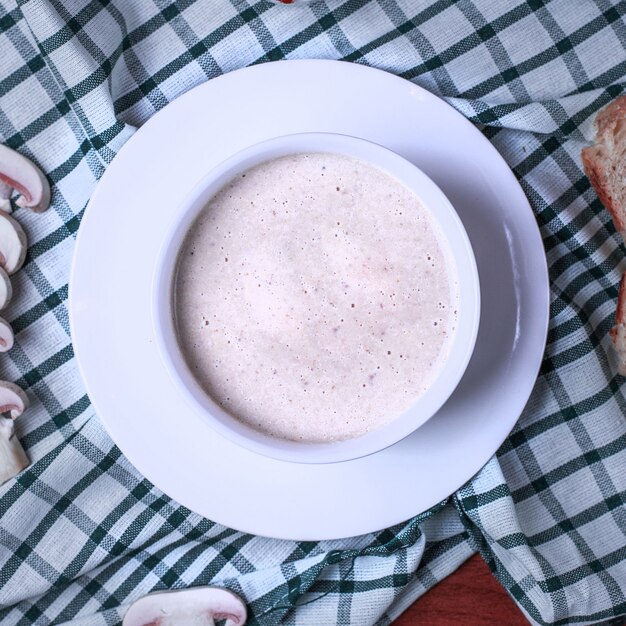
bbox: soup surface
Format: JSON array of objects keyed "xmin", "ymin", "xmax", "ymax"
[{"xmin": 174, "ymin": 152, "xmax": 458, "ymax": 442}]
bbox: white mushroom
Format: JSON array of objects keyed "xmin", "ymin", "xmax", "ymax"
[
  {"xmin": 0, "ymin": 144, "xmax": 50, "ymax": 212},
  {"xmin": 0, "ymin": 380, "xmax": 28, "ymax": 419},
  {"xmin": 0, "ymin": 317, "xmax": 14, "ymax": 353},
  {"xmin": 0, "ymin": 267, "xmax": 13, "ymax": 310},
  {"xmin": 123, "ymin": 587, "xmax": 247, "ymax": 626},
  {"xmin": 0, "ymin": 211, "xmax": 27, "ymax": 275},
  {"xmin": 0, "ymin": 381, "xmax": 29, "ymax": 485},
  {"xmin": 0, "ymin": 416, "xmax": 28, "ymax": 485}
]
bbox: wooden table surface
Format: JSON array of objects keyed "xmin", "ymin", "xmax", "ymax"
[{"xmin": 394, "ymin": 554, "xmax": 529, "ymax": 625}]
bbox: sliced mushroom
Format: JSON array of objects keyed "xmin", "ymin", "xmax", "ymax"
[
  {"xmin": 0, "ymin": 381, "xmax": 28, "ymax": 419},
  {"xmin": 123, "ymin": 587, "xmax": 247, "ymax": 626},
  {"xmin": 0, "ymin": 317, "xmax": 14, "ymax": 353},
  {"xmin": 0, "ymin": 267, "xmax": 12, "ymax": 310},
  {"xmin": 0, "ymin": 416, "xmax": 29, "ymax": 485},
  {"xmin": 0, "ymin": 211, "xmax": 27, "ymax": 275},
  {"xmin": 0, "ymin": 144, "xmax": 50, "ymax": 213},
  {"xmin": 0, "ymin": 381, "xmax": 29, "ymax": 485}
]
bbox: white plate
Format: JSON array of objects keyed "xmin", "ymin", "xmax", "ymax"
[{"xmin": 69, "ymin": 60, "xmax": 549, "ymax": 541}]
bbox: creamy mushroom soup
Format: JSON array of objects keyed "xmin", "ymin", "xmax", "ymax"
[{"xmin": 174, "ymin": 153, "xmax": 458, "ymax": 442}]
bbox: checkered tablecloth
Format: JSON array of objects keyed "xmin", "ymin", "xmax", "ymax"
[{"xmin": 1, "ymin": 1, "xmax": 625, "ymax": 624}]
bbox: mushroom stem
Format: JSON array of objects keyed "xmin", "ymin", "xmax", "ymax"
[{"xmin": 0, "ymin": 416, "xmax": 28, "ymax": 485}]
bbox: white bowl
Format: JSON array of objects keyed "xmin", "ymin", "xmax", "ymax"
[{"xmin": 153, "ymin": 133, "xmax": 480, "ymax": 464}]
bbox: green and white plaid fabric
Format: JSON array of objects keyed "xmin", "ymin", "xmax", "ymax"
[{"xmin": 0, "ymin": 0, "xmax": 625, "ymax": 624}]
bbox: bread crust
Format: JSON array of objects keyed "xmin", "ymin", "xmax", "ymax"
[
  {"xmin": 614, "ymin": 272, "xmax": 626, "ymax": 329},
  {"xmin": 610, "ymin": 272, "xmax": 626, "ymax": 376}
]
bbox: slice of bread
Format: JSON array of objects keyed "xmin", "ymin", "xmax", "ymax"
[
  {"xmin": 610, "ymin": 272, "xmax": 626, "ymax": 376},
  {"xmin": 581, "ymin": 95, "xmax": 626, "ymax": 239},
  {"xmin": 582, "ymin": 96, "xmax": 626, "ymax": 374}
]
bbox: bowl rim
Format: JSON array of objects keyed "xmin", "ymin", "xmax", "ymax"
[{"xmin": 151, "ymin": 132, "xmax": 480, "ymax": 464}]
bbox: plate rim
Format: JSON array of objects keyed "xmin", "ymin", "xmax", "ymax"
[{"xmin": 69, "ymin": 59, "xmax": 549, "ymax": 540}]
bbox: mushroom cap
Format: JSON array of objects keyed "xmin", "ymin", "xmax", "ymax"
[
  {"xmin": 123, "ymin": 587, "xmax": 247, "ymax": 626},
  {"xmin": 0, "ymin": 381, "xmax": 28, "ymax": 419},
  {"xmin": 0, "ymin": 211, "xmax": 27, "ymax": 275},
  {"xmin": 0, "ymin": 144, "xmax": 50, "ymax": 213},
  {"xmin": 0, "ymin": 317, "xmax": 14, "ymax": 353},
  {"xmin": 0, "ymin": 267, "xmax": 13, "ymax": 310}
]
